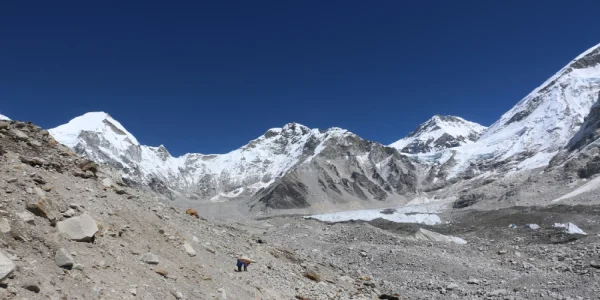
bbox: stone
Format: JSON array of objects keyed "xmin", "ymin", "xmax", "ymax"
[
  {"xmin": 34, "ymin": 187, "xmax": 46, "ymax": 197},
  {"xmin": 0, "ymin": 251, "xmax": 15, "ymax": 280},
  {"xmin": 154, "ymin": 267, "xmax": 168, "ymax": 277},
  {"xmin": 446, "ymin": 283, "xmax": 459, "ymax": 290},
  {"xmin": 10, "ymin": 129, "xmax": 29, "ymax": 141},
  {"xmin": 113, "ymin": 185, "xmax": 127, "ymax": 195},
  {"xmin": 360, "ymin": 251, "xmax": 368, "ymax": 257},
  {"xmin": 77, "ymin": 160, "xmax": 98, "ymax": 176},
  {"xmin": 20, "ymin": 156, "xmax": 47, "ymax": 167},
  {"xmin": 183, "ymin": 242, "xmax": 196, "ymax": 257},
  {"xmin": 73, "ymin": 264, "xmax": 84, "ymax": 271},
  {"xmin": 57, "ymin": 213, "xmax": 99, "ymax": 242},
  {"xmin": 101, "ymin": 178, "xmax": 113, "ymax": 188},
  {"xmin": 21, "ymin": 281, "xmax": 41, "ymax": 293},
  {"xmin": 26, "ymin": 197, "xmax": 50, "ymax": 218},
  {"xmin": 0, "ymin": 121, "xmax": 9, "ymax": 130},
  {"xmin": 185, "ymin": 208, "xmax": 199, "ymax": 218},
  {"xmin": 29, "ymin": 140, "xmax": 42, "ymax": 147},
  {"xmin": 62, "ymin": 209, "xmax": 75, "ymax": 218},
  {"xmin": 17, "ymin": 211, "xmax": 35, "ymax": 224},
  {"xmin": 55, "ymin": 248, "xmax": 75, "ymax": 269},
  {"xmin": 130, "ymin": 288, "xmax": 137, "ymax": 296},
  {"xmin": 0, "ymin": 218, "xmax": 10, "ymax": 233},
  {"xmin": 141, "ymin": 253, "xmax": 160, "ymax": 265},
  {"xmin": 171, "ymin": 290, "xmax": 184, "ymax": 299},
  {"xmin": 467, "ymin": 278, "xmax": 480, "ymax": 285},
  {"xmin": 488, "ymin": 289, "xmax": 508, "ymax": 296},
  {"xmin": 498, "ymin": 249, "xmax": 508, "ymax": 255},
  {"xmin": 590, "ymin": 261, "xmax": 600, "ymax": 269},
  {"xmin": 42, "ymin": 185, "xmax": 53, "ymax": 192},
  {"xmin": 192, "ymin": 236, "xmax": 200, "ymax": 243},
  {"xmin": 304, "ymin": 270, "xmax": 320, "ymax": 282},
  {"xmin": 204, "ymin": 246, "xmax": 216, "ymax": 254}
]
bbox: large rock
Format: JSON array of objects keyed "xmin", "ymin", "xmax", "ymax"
[
  {"xmin": 183, "ymin": 242, "xmax": 196, "ymax": 257},
  {"xmin": 17, "ymin": 211, "xmax": 35, "ymax": 224},
  {"xmin": 20, "ymin": 156, "xmax": 47, "ymax": 167},
  {"xmin": 0, "ymin": 218, "xmax": 10, "ymax": 233},
  {"xmin": 55, "ymin": 248, "xmax": 75, "ymax": 269},
  {"xmin": 0, "ymin": 251, "xmax": 15, "ymax": 281},
  {"xmin": 10, "ymin": 128, "xmax": 28, "ymax": 141},
  {"xmin": 26, "ymin": 197, "xmax": 50, "ymax": 219},
  {"xmin": 101, "ymin": 178, "xmax": 113, "ymax": 188},
  {"xmin": 57, "ymin": 214, "xmax": 99, "ymax": 242},
  {"xmin": 0, "ymin": 121, "xmax": 9, "ymax": 130},
  {"xmin": 141, "ymin": 253, "xmax": 160, "ymax": 265}
]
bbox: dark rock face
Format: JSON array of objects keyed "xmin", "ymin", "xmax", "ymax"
[
  {"xmin": 453, "ymin": 193, "xmax": 484, "ymax": 209},
  {"xmin": 571, "ymin": 46, "xmax": 600, "ymax": 69},
  {"xmin": 256, "ymin": 176, "xmax": 309, "ymax": 209},
  {"xmin": 547, "ymin": 94, "xmax": 600, "ymax": 179}
]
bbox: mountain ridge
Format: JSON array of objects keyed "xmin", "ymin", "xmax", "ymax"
[
  {"xmin": 389, "ymin": 115, "xmax": 486, "ymax": 154},
  {"xmin": 42, "ymin": 42, "xmax": 600, "ymax": 214}
]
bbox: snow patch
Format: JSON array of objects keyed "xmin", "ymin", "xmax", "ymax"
[
  {"xmin": 307, "ymin": 210, "xmax": 441, "ymax": 225},
  {"xmin": 306, "ymin": 201, "xmax": 450, "ymax": 225},
  {"xmin": 414, "ymin": 228, "xmax": 467, "ymax": 245},
  {"xmin": 0, "ymin": 114, "xmax": 9, "ymax": 121},
  {"xmin": 553, "ymin": 223, "xmax": 587, "ymax": 235}
]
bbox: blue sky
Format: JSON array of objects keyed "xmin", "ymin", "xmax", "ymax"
[{"xmin": 1, "ymin": 0, "xmax": 599, "ymax": 156}]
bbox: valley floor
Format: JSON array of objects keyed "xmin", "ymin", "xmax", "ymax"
[{"xmin": 254, "ymin": 205, "xmax": 600, "ymax": 299}]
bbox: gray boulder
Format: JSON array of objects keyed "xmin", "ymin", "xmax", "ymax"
[
  {"xmin": 141, "ymin": 253, "xmax": 160, "ymax": 265},
  {"xmin": 55, "ymin": 248, "xmax": 75, "ymax": 269},
  {"xmin": 0, "ymin": 251, "xmax": 15, "ymax": 281},
  {"xmin": 57, "ymin": 214, "xmax": 99, "ymax": 241},
  {"xmin": 0, "ymin": 218, "xmax": 10, "ymax": 233}
]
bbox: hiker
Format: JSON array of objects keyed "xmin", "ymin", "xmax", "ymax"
[
  {"xmin": 236, "ymin": 259, "xmax": 249, "ymax": 272},
  {"xmin": 236, "ymin": 256, "xmax": 255, "ymax": 272}
]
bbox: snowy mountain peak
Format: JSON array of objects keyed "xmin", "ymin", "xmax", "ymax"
[
  {"xmin": 390, "ymin": 115, "xmax": 486, "ymax": 154},
  {"xmin": 0, "ymin": 113, "xmax": 10, "ymax": 121},
  {"xmin": 49, "ymin": 111, "xmax": 139, "ymax": 149}
]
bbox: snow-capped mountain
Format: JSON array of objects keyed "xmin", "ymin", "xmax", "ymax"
[
  {"xmin": 389, "ymin": 115, "xmax": 486, "ymax": 154},
  {"xmin": 0, "ymin": 114, "xmax": 10, "ymax": 121},
  {"xmin": 49, "ymin": 113, "xmax": 418, "ymax": 212},
  {"xmin": 424, "ymin": 43, "xmax": 600, "ymax": 182},
  {"xmin": 47, "ymin": 42, "xmax": 600, "ymax": 213}
]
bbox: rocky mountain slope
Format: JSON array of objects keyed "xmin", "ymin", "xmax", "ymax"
[
  {"xmin": 0, "ymin": 118, "xmax": 405, "ymax": 300},
  {"xmin": 389, "ymin": 115, "xmax": 486, "ymax": 154},
  {"xmin": 2, "ymin": 118, "xmax": 599, "ymax": 300},
  {"xmin": 49, "ymin": 116, "xmax": 418, "ymax": 213}
]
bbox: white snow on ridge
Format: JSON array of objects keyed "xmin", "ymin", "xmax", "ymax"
[
  {"xmin": 49, "ymin": 113, "xmax": 354, "ymax": 198},
  {"xmin": 0, "ymin": 114, "xmax": 10, "ymax": 121},
  {"xmin": 49, "ymin": 112, "xmax": 140, "ymax": 148},
  {"xmin": 390, "ymin": 115, "xmax": 486, "ymax": 153},
  {"xmin": 420, "ymin": 44, "xmax": 600, "ymax": 178}
]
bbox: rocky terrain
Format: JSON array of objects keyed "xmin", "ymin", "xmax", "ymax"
[
  {"xmin": 0, "ymin": 118, "xmax": 394, "ymax": 300},
  {"xmin": 1, "ymin": 117, "xmax": 600, "ymax": 300}
]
